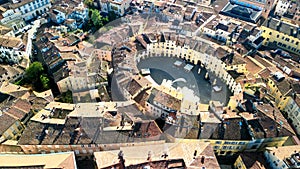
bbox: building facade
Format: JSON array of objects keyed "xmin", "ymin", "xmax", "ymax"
[
  {"xmin": 9, "ymin": 0, "xmax": 51, "ymax": 21},
  {"xmin": 0, "ymin": 8, "xmax": 25, "ymax": 32},
  {"xmin": 261, "ymin": 18, "xmax": 300, "ymax": 55},
  {"xmin": 274, "ymin": 0, "xmax": 290, "ymax": 16}
]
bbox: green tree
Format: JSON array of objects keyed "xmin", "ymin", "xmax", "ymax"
[
  {"xmin": 90, "ymin": 9, "xmax": 105, "ymax": 28},
  {"xmin": 60, "ymin": 90, "xmax": 73, "ymax": 103},
  {"xmin": 84, "ymin": 0, "xmax": 94, "ymax": 7},
  {"xmin": 25, "ymin": 62, "xmax": 44, "ymax": 82},
  {"xmin": 40, "ymin": 74, "xmax": 50, "ymax": 90}
]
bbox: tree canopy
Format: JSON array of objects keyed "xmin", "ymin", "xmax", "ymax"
[
  {"xmin": 84, "ymin": 0, "xmax": 94, "ymax": 7},
  {"xmin": 90, "ymin": 9, "xmax": 108, "ymax": 29},
  {"xmin": 23, "ymin": 62, "xmax": 51, "ymax": 91},
  {"xmin": 40, "ymin": 74, "xmax": 50, "ymax": 90},
  {"xmin": 25, "ymin": 62, "xmax": 44, "ymax": 82},
  {"xmin": 60, "ymin": 90, "xmax": 73, "ymax": 103}
]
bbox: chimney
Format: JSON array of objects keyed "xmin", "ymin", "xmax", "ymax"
[
  {"xmin": 201, "ymin": 156, "xmax": 205, "ymax": 164},
  {"xmin": 193, "ymin": 150, "xmax": 197, "ymax": 158},
  {"xmin": 118, "ymin": 151, "xmax": 125, "ymax": 169},
  {"xmin": 147, "ymin": 151, "xmax": 152, "ymax": 161},
  {"xmin": 161, "ymin": 151, "xmax": 168, "ymax": 159}
]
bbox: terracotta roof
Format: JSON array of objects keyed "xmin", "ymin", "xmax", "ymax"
[
  {"xmin": 128, "ymin": 76, "xmax": 151, "ymax": 96},
  {"xmin": 6, "ymin": 107, "xmax": 27, "ymax": 120},
  {"xmin": 239, "ymin": 152, "xmax": 267, "ymax": 169},
  {"xmin": 0, "ymin": 36, "xmax": 23, "ymax": 48},
  {"xmin": 0, "ymin": 25, "xmax": 12, "ymax": 35},
  {"xmin": 0, "ymin": 152, "xmax": 77, "ymax": 168},
  {"xmin": 271, "ymin": 77, "xmax": 292, "ymax": 96},
  {"xmin": 95, "ymin": 141, "xmax": 219, "ymax": 169},
  {"xmin": 0, "ymin": 113, "xmax": 16, "ymax": 135},
  {"xmin": 266, "ymin": 145, "xmax": 300, "ymax": 160},
  {"xmin": 245, "ymin": 57, "xmax": 264, "ymax": 75},
  {"xmin": 14, "ymin": 99, "xmax": 31, "ymax": 113},
  {"xmin": 255, "ymin": 104, "xmax": 296, "ymax": 138},
  {"xmin": 211, "ymin": 117, "xmax": 252, "ymax": 140},
  {"xmin": 18, "ymin": 118, "xmax": 92, "ymax": 145},
  {"xmin": 93, "ymin": 120, "xmax": 163, "ymax": 144},
  {"xmin": 152, "ymin": 89, "xmax": 181, "ymax": 111}
]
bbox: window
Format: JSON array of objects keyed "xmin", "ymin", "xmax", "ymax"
[
  {"xmin": 17, "ymin": 125, "xmax": 23, "ymax": 130},
  {"xmin": 269, "ymin": 32, "xmax": 272, "ymax": 35},
  {"xmin": 216, "ymin": 141, "xmax": 222, "ymax": 144}
]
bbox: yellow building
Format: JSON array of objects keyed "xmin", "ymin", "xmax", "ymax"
[
  {"xmin": 261, "ymin": 17, "xmax": 300, "ymax": 55},
  {"xmin": 0, "ymin": 113, "xmax": 25, "ymax": 142},
  {"xmin": 233, "ymin": 152, "xmax": 267, "ymax": 169},
  {"xmin": 265, "ymin": 77, "xmax": 300, "ymax": 136},
  {"xmin": 266, "ymin": 77, "xmax": 292, "ymax": 106},
  {"xmin": 0, "ymin": 99, "xmax": 31, "ymax": 142},
  {"xmin": 234, "ymin": 155, "xmax": 248, "ymax": 169},
  {"xmin": 277, "ymin": 95, "xmax": 300, "ymax": 136},
  {"xmin": 206, "ymin": 136, "xmax": 289, "ymax": 156}
]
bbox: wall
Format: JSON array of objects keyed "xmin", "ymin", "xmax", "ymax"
[
  {"xmin": 1, "ymin": 120, "xmax": 25, "ymax": 141},
  {"xmin": 0, "ymin": 10, "xmax": 25, "ymax": 32},
  {"xmin": 206, "ymin": 136, "xmax": 289, "ymax": 156},
  {"xmin": 261, "ymin": 26, "xmax": 300, "ymax": 55},
  {"xmin": 233, "ymin": 155, "xmax": 247, "ymax": 169},
  {"xmin": 13, "ymin": 0, "xmax": 51, "ymax": 21},
  {"xmin": 19, "ymin": 140, "xmax": 165, "ymax": 156},
  {"xmin": 274, "ymin": 0, "xmax": 290, "ymax": 16},
  {"xmin": 279, "ymin": 97, "xmax": 300, "ymax": 136},
  {"xmin": 264, "ymin": 150, "xmax": 288, "ymax": 169}
]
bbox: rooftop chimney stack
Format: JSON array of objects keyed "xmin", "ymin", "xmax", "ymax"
[
  {"xmin": 147, "ymin": 151, "xmax": 152, "ymax": 161},
  {"xmin": 201, "ymin": 156, "xmax": 205, "ymax": 164},
  {"xmin": 118, "ymin": 151, "xmax": 125, "ymax": 169}
]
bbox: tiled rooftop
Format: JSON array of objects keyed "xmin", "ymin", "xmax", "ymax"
[
  {"xmin": 18, "ymin": 118, "xmax": 92, "ymax": 145},
  {"xmin": 254, "ymin": 104, "xmax": 295, "ymax": 138},
  {"xmin": 0, "ymin": 152, "xmax": 77, "ymax": 169},
  {"xmin": 0, "ymin": 113, "xmax": 16, "ymax": 135},
  {"xmin": 211, "ymin": 117, "xmax": 252, "ymax": 140},
  {"xmin": 0, "ymin": 35, "xmax": 23, "ymax": 49},
  {"xmin": 263, "ymin": 17, "xmax": 300, "ymax": 39},
  {"xmin": 95, "ymin": 141, "xmax": 219, "ymax": 169}
]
